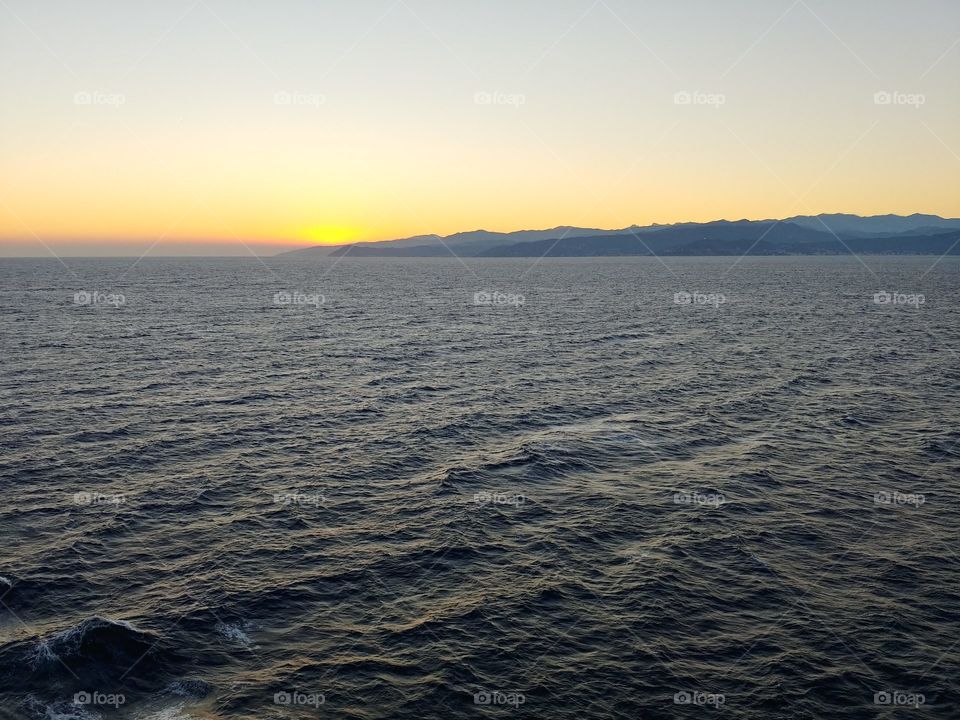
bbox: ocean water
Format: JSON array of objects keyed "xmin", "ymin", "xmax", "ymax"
[{"xmin": 0, "ymin": 255, "xmax": 958, "ymax": 719}]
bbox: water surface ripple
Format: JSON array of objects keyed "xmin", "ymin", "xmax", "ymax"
[{"xmin": 1, "ymin": 256, "xmax": 958, "ymax": 719}]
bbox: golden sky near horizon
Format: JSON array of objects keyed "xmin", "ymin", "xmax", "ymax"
[{"xmin": 1, "ymin": 0, "xmax": 958, "ymax": 255}]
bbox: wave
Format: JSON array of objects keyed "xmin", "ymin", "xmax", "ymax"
[
  {"xmin": 0, "ymin": 616, "xmax": 172, "ymax": 703},
  {"xmin": 31, "ymin": 617, "xmax": 154, "ymax": 670}
]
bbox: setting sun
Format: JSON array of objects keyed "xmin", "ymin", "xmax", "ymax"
[{"xmin": 301, "ymin": 225, "xmax": 362, "ymax": 246}]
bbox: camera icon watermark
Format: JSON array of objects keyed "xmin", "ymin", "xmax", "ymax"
[
  {"xmin": 273, "ymin": 690, "xmax": 325, "ymax": 708},
  {"xmin": 73, "ymin": 691, "xmax": 125, "ymax": 708},
  {"xmin": 873, "ymin": 91, "xmax": 925, "ymax": 108},
  {"xmin": 874, "ymin": 491, "xmax": 925, "ymax": 508},
  {"xmin": 673, "ymin": 491, "xmax": 726, "ymax": 508},
  {"xmin": 473, "ymin": 689, "xmax": 526, "ymax": 707},
  {"xmin": 73, "ymin": 290, "xmax": 126, "ymax": 308},
  {"xmin": 674, "ymin": 690, "xmax": 725, "ymax": 706},
  {"xmin": 873, "ymin": 290, "xmax": 924, "ymax": 307},
  {"xmin": 74, "ymin": 91, "xmax": 126, "ymax": 107},
  {"xmin": 273, "ymin": 492, "xmax": 326, "ymax": 508},
  {"xmin": 273, "ymin": 290, "xmax": 324, "ymax": 308},
  {"xmin": 474, "ymin": 290, "xmax": 525, "ymax": 307},
  {"xmin": 673, "ymin": 90, "xmax": 725, "ymax": 108},
  {"xmin": 674, "ymin": 291, "xmax": 725, "ymax": 307},
  {"xmin": 474, "ymin": 91, "xmax": 525, "ymax": 107},
  {"xmin": 473, "ymin": 491, "xmax": 526, "ymax": 507},
  {"xmin": 274, "ymin": 91, "xmax": 325, "ymax": 108},
  {"xmin": 874, "ymin": 690, "xmax": 925, "ymax": 708}
]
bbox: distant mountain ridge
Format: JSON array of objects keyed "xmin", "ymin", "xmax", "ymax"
[
  {"xmin": 284, "ymin": 225, "xmax": 637, "ymax": 257},
  {"xmin": 784, "ymin": 213, "xmax": 960, "ymax": 235},
  {"xmin": 278, "ymin": 214, "xmax": 960, "ymax": 257}
]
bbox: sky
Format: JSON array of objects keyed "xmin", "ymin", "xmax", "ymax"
[{"xmin": 1, "ymin": 0, "xmax": 958, "ymax": 256}]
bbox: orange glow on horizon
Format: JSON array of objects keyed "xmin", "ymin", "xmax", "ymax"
[{"xmin": 300, "ymin": 225, "xmax": 363, "ymax": 245}]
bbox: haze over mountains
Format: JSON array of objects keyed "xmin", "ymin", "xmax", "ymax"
[{"xmin": 281, "ymin": 214, "xmax": 960, "ymax": 258}]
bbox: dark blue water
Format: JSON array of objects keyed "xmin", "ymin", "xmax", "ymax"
[{"xmin": 1, "ymin": 256, "xmax": 958, "ymax": 719}]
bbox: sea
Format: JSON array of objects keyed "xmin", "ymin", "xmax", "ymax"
[{"xmin": 0, "ymin": 255, "xmax": 958, "ymax": 719}]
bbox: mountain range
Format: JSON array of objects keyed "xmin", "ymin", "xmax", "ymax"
[{"xmin": 278, "ymin": 214, "xmax": 960, "ymax": 257}]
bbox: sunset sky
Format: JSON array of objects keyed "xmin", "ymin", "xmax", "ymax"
[{"xmin": 1, "ymin": 0, "xmax": 958, "ymax": 256}]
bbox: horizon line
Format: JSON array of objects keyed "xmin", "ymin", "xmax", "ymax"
[{"xmin": 2, "ymin": 210, "xmax": 959, "ymax": 258}]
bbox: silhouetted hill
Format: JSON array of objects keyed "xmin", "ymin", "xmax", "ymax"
[
  {"xmin": 478, "ymin": 221, "xmax": 829, "ymax": 256},
  {"xmin": 276, "ymin": 215, "xmax": 960, "ymax": 257},
  {"xmin": 284, "ymin": 226, "xmax": 630, "ymax": 257},
  {"xmin": 785, "ymin": 213, "xmax": 960, "ymax": 235},
  {"xmin": 480, "ymin": 225, "xmax": 960, "ymax": 257}
]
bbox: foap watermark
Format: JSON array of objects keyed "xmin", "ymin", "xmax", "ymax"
[
  {"xmin": 873, "ymin": 291, "xmax": 924, "ymax": 307},
  {"xmin": 273, "ymin": 492, "xmax": 326, "ymax": 507},
  {"xmin": 874, "ymin": 491, "xmax": 925, "ymax": 508},
  {"xmin": 73, "ymin": 691, "xmax": 125, "ymax": 708},
  {"xmin": 74, "ymin": 91, "xmax": 125, "ymax": 107},
  {"xmin": 674, "ymin": 690, "xmax": 725, "ymax": 707},
  {"xmin": 474, "ymin": 290, "xmax": 525, "ymax": 307},
  {"xmin": 873, "ymin": 91, "xmax": 925, "ymax": 108},
  {"xmin": 273, "ymin": 290, "xmax": 324, "ymax": 308},
  {"xmin": 273, "ymin": 690, "xmax": 325, "ymax": 708},
  {"xmin": 674, "ymin": 90, "xmax": 725, "ymax": 108},
  {"xmin": 674, "ymin": 291, "xmax": 725, "ymax": 307},
  {"xmin": 673, "ymin": 491, "xmax": 726, "ymax": 508},
  {"xmin": 473, "ymin": 689, "xmax": 526, "ymax": 707},
  {"xmin": 73, "ymin": 491, "xmax": 125, "ymax": 506},
  {"xmin": 874, "ymin": 690, "xmax": 926, "ymax": 708},
  {"xmin": 473, "ymin": 491, "xmax": 526, "ymax": 507},
  {"xmin": 74, "ymin": 290, "xmax": 125, "ymax": 308},
  {"xmin": 474, "ymin": 91, "xmax": 525, "ymax": 107},
  {"xmin": 274, "ymin": 91, "xmax": 325, "ymax": 107}
]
